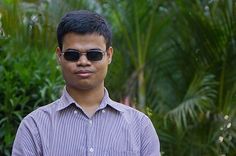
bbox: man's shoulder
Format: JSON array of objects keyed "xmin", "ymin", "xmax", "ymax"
[
  {"xmin": 23, "ymin": 99, "xmax": 60, "ymax": 122},
  {"xmin": 110, "ymin": 100, "xmax": 149, "ymax": 122}
]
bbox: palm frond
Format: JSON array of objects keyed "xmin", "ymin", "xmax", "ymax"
[{"xmin": 166, "ymin": 72, "xmax": 217, "ymax": 129}]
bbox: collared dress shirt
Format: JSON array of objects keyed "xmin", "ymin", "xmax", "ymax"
[{"xmin": 12, "ymin": 88, "xmax": 160, "ymax": 156}]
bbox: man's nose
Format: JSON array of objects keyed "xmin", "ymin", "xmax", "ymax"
[{"xmin": 76, "ymin": 54, "xmax": 91, "ymax": 66}]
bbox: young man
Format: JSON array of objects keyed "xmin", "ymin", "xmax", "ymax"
[{"xmin": 12, "ymin": 10, "xmax": 160, "ymax": 156}]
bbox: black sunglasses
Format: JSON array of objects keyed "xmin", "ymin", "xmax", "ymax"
[{"xmin": 61, "ymin": 49, "xmax": 106, "ymax": 62}]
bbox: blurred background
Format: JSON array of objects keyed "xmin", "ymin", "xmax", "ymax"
[{"xmin": 0, "ymin": 0, "xmax": 235, "ymax": 155}]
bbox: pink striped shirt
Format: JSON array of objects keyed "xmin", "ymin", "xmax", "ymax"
[{"xmin": 12, "ymin": 88, "xmax": 160, "ymax": 156}]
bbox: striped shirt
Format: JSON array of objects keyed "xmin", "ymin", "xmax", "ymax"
[{"xmin": 12, "ymin": 88, "xmax": 160, "ymax": 156}]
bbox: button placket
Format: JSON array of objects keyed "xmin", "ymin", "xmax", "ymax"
[{"xmin": 87, "ymin": 118, "xmax": 94, "ymax": 155}]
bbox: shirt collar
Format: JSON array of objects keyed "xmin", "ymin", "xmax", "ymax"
[
  {"xmin": 57, "ymin": 87, "xmax": 125, "ymax": 113},
  {"xmin": 100, "ymin": 88, "xmax": 125, "ymax": 113},
  {"xmin": 56, "ymin": 87, "xmax": 76, "ymax": 111}
]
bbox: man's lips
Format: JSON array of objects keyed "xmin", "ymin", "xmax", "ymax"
[{"xmin": 74, "ymin": 70, "xmax": 94, "ymax": 78}]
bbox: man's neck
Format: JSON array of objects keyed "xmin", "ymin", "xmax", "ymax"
[{"xmin": 66, "ymin": 85, "xmax": 105, "ymax": 116}]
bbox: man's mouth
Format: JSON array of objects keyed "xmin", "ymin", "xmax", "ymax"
[{"xmin": 74, "ymin": 70, "xmax": 93, "ymax": 78}]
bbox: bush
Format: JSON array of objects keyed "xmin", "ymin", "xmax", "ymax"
[{"xmin": 0, "ymin": 46, "xmax": 63, "ymax": 155}]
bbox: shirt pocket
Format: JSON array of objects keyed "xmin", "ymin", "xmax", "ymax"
[{"xmin": 104, "ymin": 150, "xmax": 139, "ymax": 156}]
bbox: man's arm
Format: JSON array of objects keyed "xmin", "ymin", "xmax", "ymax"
[
  {"xmin": 140, "ymin": 115, "xmax": 161, "ymax": 156},
  {"xmin": 12, "ymin": 116, "xmax": 42, "ymax": 156}
]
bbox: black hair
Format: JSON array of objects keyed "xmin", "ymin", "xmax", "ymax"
[{"xmin": 57, "ymin": 10, "xmax": 112, "ymax": 50}]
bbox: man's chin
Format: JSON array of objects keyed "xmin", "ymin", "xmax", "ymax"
[{"xmin": 67, "ymin": 83, "xmax": 94, "ymax": 91}]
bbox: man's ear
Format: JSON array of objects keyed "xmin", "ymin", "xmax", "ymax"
[
  {"xmin": 107, "ymin": 47, "xmax": 113, "ymax": 64},
  {"xmin": 56, "ymin": 47, "xmax": 62, "ymax": 64}
]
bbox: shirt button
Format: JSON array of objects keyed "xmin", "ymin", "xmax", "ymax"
[
  {"xmin": 89, "ymin": 120, "xmax": 92, "ymax": 124},
  {"xmin": 102, "ymin": 110, "xmax": 106, "ymax": 113},
  {"xmin": 74, "ymin": 110, "xmax": 78, "ymax": 114},
  {"xmin": 89, "ymin": 147, "xmax": 94, "ymax": 152}
]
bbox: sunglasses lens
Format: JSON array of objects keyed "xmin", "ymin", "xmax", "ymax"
[
  {"xmin": 62, "ymin": 50, "xmax": 104, "ymax": 62},
  {"xmin": 63, "ymin": 51, "xmax": 80, "ymax": 61},
  {"xmin": 87, "ymin": 51, "xmax": 103, "ymax": 61}
]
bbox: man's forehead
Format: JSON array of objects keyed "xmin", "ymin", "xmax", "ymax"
[
  {"xmin": 62, "ymin": 32, "xmax": 106, "ymax": 42},
  {"xmin": 61, "ymin": 33, "xmax": 107, "ymax": 50}
]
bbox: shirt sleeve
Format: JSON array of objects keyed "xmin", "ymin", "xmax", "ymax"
[
  {"xmin": 140, "ymin": 115, "xmax": 161, "ymax": 156},
  {"xmin": 12, "ymin": 116, "xmax": 42, "ymax": 156}
]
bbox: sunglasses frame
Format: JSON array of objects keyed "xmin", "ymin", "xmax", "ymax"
[{"xmin": 61, "ymin": 49, "xmax": 106, "ymax": 62}]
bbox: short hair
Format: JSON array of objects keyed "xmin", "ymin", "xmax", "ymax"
[{"xmin": 57, "ymin": 10, "xmax": 112, "ymax": 50}]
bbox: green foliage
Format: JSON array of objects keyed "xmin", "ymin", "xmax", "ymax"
[
  {"xmin": 147, "ymin": 0, "xmax": 236, "ymax": 155},
  {"xmin": 100, "ymin": 0, "xmax": 172, "ymax": 110},
  {"xmin": 0, "ymin": 49, "xmax": 63, "ymax": 155},
  {"xmin": 0, "ymin": 1, "xmax": 61, "ymax": 155}
]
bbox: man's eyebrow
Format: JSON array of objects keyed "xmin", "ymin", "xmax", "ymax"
[
  {"xmin": 64, "ymin": 48, "xmax": 103, "ymax": 52},
  {"xmin": 88, "ymin": 48, "xmax": 103, "ymax": 51},
  {"xmin": 64, "ymin": 48, "xmax": 79, "ymax": 51}
]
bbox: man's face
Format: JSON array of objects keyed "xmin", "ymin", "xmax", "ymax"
[{"xmin": 56, "ymin": 33, "xmax": 113, "ymax": 91}]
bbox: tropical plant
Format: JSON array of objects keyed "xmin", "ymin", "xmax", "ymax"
[
  {"xmin": 99, "ymin": 0, "xmax": 172, "ymax": 110},
  {"xmin": 148, "ymin": 0, "xmax": 236, "ymax": 155}
]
